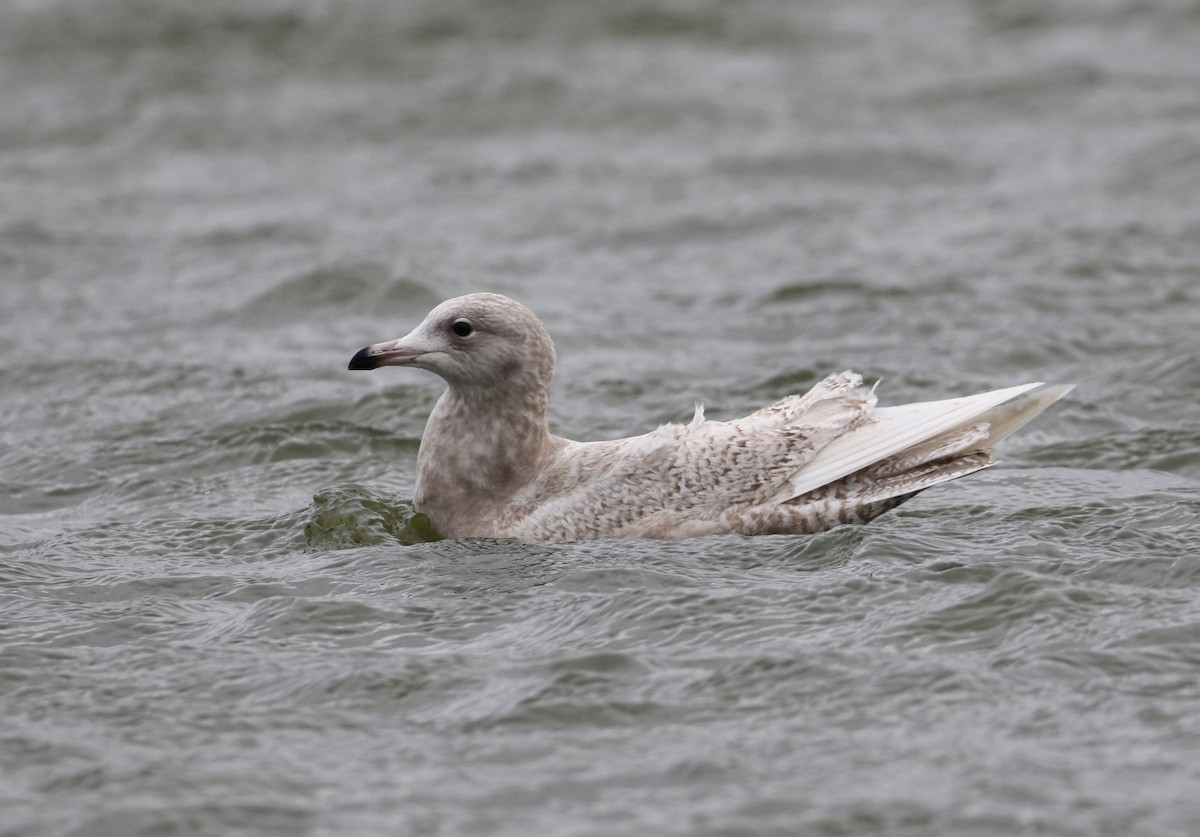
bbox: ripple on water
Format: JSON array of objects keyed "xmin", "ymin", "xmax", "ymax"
[{"xmin": 3, "ymin": 0, "xmax": 1200, "ymax": 832}]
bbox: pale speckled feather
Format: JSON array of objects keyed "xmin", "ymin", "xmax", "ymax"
[{"xmin": 349, "ymin": 293, "xmax": 1073, "ymax": 543}]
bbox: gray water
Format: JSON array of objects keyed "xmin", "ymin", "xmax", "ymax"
[{"xmin": 3, "ymin": 1, "xmax": 1200, "ymax": 834}]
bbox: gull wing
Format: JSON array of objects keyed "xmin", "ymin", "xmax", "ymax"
[{"xmin": 773, "ymin": 382, "xmax": 1074, "ymax": 502}]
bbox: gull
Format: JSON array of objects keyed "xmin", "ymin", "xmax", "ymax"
[{"xmin": 349, "ymin": 293, "xmax": 1071, "ymax": 542}]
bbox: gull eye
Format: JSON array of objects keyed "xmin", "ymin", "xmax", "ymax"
[{"xmin": 451, "ymin": 318, "xmax": 474, "ymax": 338}]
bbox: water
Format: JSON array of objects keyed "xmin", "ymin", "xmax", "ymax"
[{"xmin": 3, "ymin": 0, "xmax": 1200, "ymax": 834}]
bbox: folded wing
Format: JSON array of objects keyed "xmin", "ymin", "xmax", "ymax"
[{"xmin": 773, "ymin": 382, "xmax": 1075, "ymax": 504}]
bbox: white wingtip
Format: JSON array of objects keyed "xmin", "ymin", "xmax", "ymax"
[
  {"xmin": 775, "ymin": 380, "xmax": 1073, "ymax": 502},
  {"xmin": 979, "ymin": 383, "xmax": 1074, "ymax": 446}
]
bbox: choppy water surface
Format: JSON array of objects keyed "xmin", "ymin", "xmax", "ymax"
[{"xmin": 3, "ymin": 1, "xmax": 1200, "ymax": 834}]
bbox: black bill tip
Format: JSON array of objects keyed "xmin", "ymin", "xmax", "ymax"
[{"xmin": 348, "ymin": 347, "xmax": 380, "ymax": 371}]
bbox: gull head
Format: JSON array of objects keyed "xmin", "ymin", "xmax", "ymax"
[{"xmin": 348, "ymin": 293, "xmax": 556, "ymax": 395}]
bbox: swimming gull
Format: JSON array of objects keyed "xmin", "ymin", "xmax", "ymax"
[{"xmin": 349, "ymin": 293, "xmax": 1071, "ymax": 542}]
